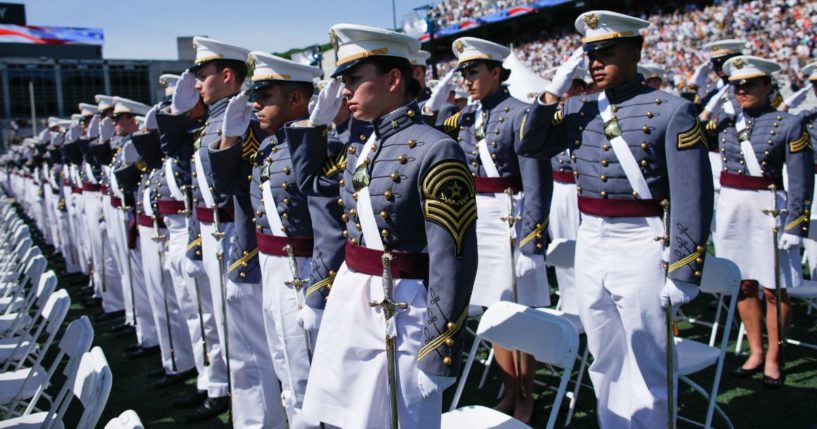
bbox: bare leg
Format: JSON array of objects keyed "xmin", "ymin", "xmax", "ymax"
[
  {"xmin": 736, "ymin": 280, "xmax": 765, "ymax": 369},
  {"xmin": 512, "ymin": 352, "xmax": 537, "ymax": 423},
  {"xmin": 493, "ymin": 344, "xmax": 517, "ymax": 414},
  {"xmin": 763, "ymin": 288, "xmax": 791, "ymax": 379}
]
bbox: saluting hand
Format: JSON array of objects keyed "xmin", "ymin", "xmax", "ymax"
[
  {"xmin": 222, "ymin": 90, "xmax": 253, "ymax": 138},
  {"xmin": 545, "ymin": 47, "xmax": 585, "ymax": 98},
  {"xmin": 171, "ymin": 70, "xmax": 200, "ymax": 115},
  {"xmin": 87, "ymin": 114, "xmax": 100, "ymax": 139},
  {"xmin": 67, "ymin": 123, "xmax": 82, "ymax": 144},
  {"xmin": 143, "ymin": 105, "xmax": 159, "ymax": 131},
  {"xmin": 702, "ymin": 85, "xmax": 729, "ymax": 115},
  {"xmin": 99, "ymin": 117, "xmax": 115, "ymax": 142},
  {"xmin": 689, "ymin": 61, "xmax": 713, "ymax": 94},
  {"xmin": 309, "ymin": 78, "xmax": 345, "ymax": 126},
  {"xmin": 781, "ymin": 84, "xmax": 812, "ymax": 111},
  {"xmin": 425, "ymin": 69, "xmax": 457, "ymax": 114}
]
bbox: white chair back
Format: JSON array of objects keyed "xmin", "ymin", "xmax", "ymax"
[{"xmin": 104, "ymin": 410, "xmax": 145, "ymax": 429}]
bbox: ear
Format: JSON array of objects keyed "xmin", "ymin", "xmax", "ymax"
[
  {"xmin": 288, "ymin": 89, "xmax": 303, "ymax": 107},
  {"xmin": 221, "ymin": 66, "xmax": 234, "ymax": 86},
  {"xmin": 387, "ymin": 68, "xmax": 402, "ymax": 94}
]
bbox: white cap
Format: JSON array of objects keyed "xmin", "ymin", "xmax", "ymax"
[
  {"xmin": 70, "ymin": 114, "xmax": 82, "ymax": 122},
  {"xmin": 112, "ymin": 96, "xmax": 151, "ymax": 116},
  {"xmin": 190, "ymin": 36, "xmax": 251, "ymax": 72},
  {"xmin": 78, "ymin": 103, "xmax": 97, "ymax": 117},
  {"xmin": 703, "ymin": 39, "xmax": 746, "ymax": 59},
  {"xmin": 329, "ymin": 23, "xmax": 421, "ymax": 77},
  {"xmin": 802, "ymin": 61, "xmax": 817, "ymax": 82},
  {"xmin": 575, "ymin": 10, "xmax": 649, "ymax": 51},
  {"xmin": 247, "ymin": 51, "xmax": 322, "ymax": 90},
  {"xmin": 159, "ymin": 74, "xmax": 180, "ymax": 96},
  {"xmin": 408, "ymin": 50, "xmax": 431, "ymax": 67},
  {"xmin": 94, "ymin": 95, "xmax": 115, "ymax": 112},
  {"xmin": 452, "ymin": 37, "xmax": 510, "ymax": 70},
  {"xmin": 638, "ymin": 64, "xmax": 666, "ymax": 80},
  {"xmin": 723, "ymin": 55, "xmax": 781, "ymax": 82}
]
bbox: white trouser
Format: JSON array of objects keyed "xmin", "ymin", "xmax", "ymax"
[
  {"xmin": 82, "ymin": 191, "xmax": 105, "ymax": 298},
  {"xmin": 99, "ymin": 195, "xmax": 125, "ymax": 313},
  {"xmin": 107, "ymin": 205, "xmax": 134, "ymax": 325},
  {"xmin": 548, "ymin": 181, "xmax": 580, "ymax": 314},
  {"xmin": 44, "ymin": 189, "xmax": 57, "ymax": 247},
  {"xmin": 137, "ymin": 224, "xmax": 195, "ymax": 374},
  {"xmin": 68, "ymin": 191, "xmax": 89, "ymax": 274},
  {"xmin": 165, "ymin": 214, "xmax": 229, "ymax": 398},
  {"xmin": 128, "ymin": 236, "xmax": 157, "ymax": 347},
  {"xmin": 303, "ymin": 263, "xmax": 442, "ymax": 429},
  {"xmin": 575, "ymin": 214, "xmax": 673, "ymax": 429},
  {"xmin": 260, "ymin": 253, "xmax": 319, "ymax": 429},
  {"xmin": 200, "ymin": 220, "xmax": 285, "ymax": 427}
]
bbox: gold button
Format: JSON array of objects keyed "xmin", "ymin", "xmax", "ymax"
[
  {"xmin": 348, "ymin": 146, "xmax": 356, "ymax": 154},
  {"xmin": 695, "ymin": 257, "xmax": 703, "ymax": 264},
  {"xmin": 579, "ymin": 111, "xmax": 585, "ymax": 117},
  {"xmin": 380, "ymin": 229, "xmax": 389, "ymax": 237},
  {"xmin": 341, "ymin": 213, "xmax": 349, "ymax": 222},
  {"xmin": 694, "ymin": 270, "xmax": 702, "ymax": 278},
  {"xmin": 443, "ymin": 356, "xmax": 453, "ymax": 366},
  {"xmin": 390, "ymin": 172, "xmax": 400, "ymax": 182},
  {"xmin": 642, "ymin": 125, "xmax": 650, "ymax": 133},
  {"xmin": 574, "ymin": 139, "xmax": 580, "ymax": 145},
  {"xmin": 640, "ymin": 160, "xmax": 648, "ymax": 167},
  {"xmin": 447, "ymin": 322, "xmax": 456, "ymax": 330},
  {"xmin": 398, "ymin": 154, "xmax": 407, "ymax": 164},
  {"xmin": 281, "ymin": 182, "xmax": 289, "ymax": 189},
  {"xmin": 342, "ymin": 230, "xmax": 348, "ymax": 237},
  {"xmin": 632, "ymin": 191, "xmax": 638, "ymax": 198},
  {"xmin": 284, "ymin": 166, "xmax": 291, "ymax": 175},
  {"xmin": 571, "ymin": 154, "xmax": 577, "ymax": 161},
  {"xmin": 602, "ymin": 144, "xmax": 610, "ymax": 151},
  {"xmin": 601, "ymin": 175, "xmax": 607, "ymax": 182},
  {"xmin": 352, "ymin": 192, "xmax": 359, "ymax": 200},
  {"xmin": 655, "ymin": 99, "xmax": 662, "ymax": 105},
  {"xmin": 239, "ymin": 272, "xmax": 246, "ymax": 279},
  {"xmin": 255, "ymin": 210, "xmax": 262, "ymax": 217},
  {"xmin": 491, "ymin": 142, "xmax": 497, "ymax": 148},
  {"xmin": 380, "ymin": 210, "xmax": 389, "ymax": 219},
  {"xmin": 355, "ymin": 222, "xmax": 362, "ymax": 231},
  {"xmin": 491, "ymin": 153, "xmax": 497, "ymax": 160},
  {"xmin": 641, "ymin": 143, "xmax": 648, "ymax": 150},
  {"xmin": 578, "ymin": 126, "xmax": 584, "ymax": 131},
  {"xmin": 384, "ymin": 189, "xmax": 393, "ymax": 199},
  {"xmin": 349, "ymin": 208, "xmax": 357, "ymax": 216},
  {"xmin": 337, "ymin": 198, "xmax": 344, "ymax": 206},
  {"xmin": 407, "ymin": 139, "xmax": 417, "ymax": 148},
  {"xmin": 646, "ymin": 111, "xmax": 653, "ymax": 118},
  {"xmin": 444, "ymin": 338, "xmax": 455, "ymax": 347},
  {"xmin": 600, "ymin": 191, "xmax": 608, "ymax": 198},
  {"xmin": 359, "ymin": 134, "xmax": 367, "ymax": 142},
  {"xmin": 611, "ymin": 105, "xmax": 618, "ymax": 113},
  {"xmin": 601, "ymin": 160, "xmax": 609, "ymax": 167},
  {"xmin": 406, "ymin": 109, "xmax": 415, "ymax": 118}
]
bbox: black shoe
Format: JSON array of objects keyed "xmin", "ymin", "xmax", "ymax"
[
  {"xmin": 732, "ymin": 362, "xmax": 764, "ymax": 378},
  {"xmin": 110, "ymin": 323, "xmax": 132, "ymax": 333},
  {"xmin": 173, "ymin": 390, "xmax": 208, "ymax": 409},
  {"xmin": 185, "ymin": 396, "xmax": 230, "ymax": 422},
  {"xmin": 148, "ymin": 369, "xmax": 166, "ymax": 379},
  {"xmin": 763, "ymin": 372, "xmax": 785, "ymax": 389},
  {"xmin": 127, "ymin": 345, "xmax": 160, "ymax": 358},
  {"xmin": 125, "ymin": 342, "xmax": 142, "ymax": 352},
  {"xmin": 154, "ymin": 368, "xmax": 198, "ymax": 389},
  {"xmin": 83, "ymin": 297, "xmax": 102, "ymax": 307},
  {"xmin": 94, "ymin": 310, "xmax": 125, "ymax": 323}
]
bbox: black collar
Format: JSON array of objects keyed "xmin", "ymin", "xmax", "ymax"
[
  {"xmin": 605, "ymin": 77, "xmax": 646, "ymax": 104},
  {"xmin": 479, "ymin": 86, "xmax": 511, "ymax": 111},
  {"xmin": 372, "ymin": 102, "xmax": 422, "ymax": 141}
]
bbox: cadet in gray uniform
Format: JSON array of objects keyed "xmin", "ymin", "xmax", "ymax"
[
  {"xmin": 517, "ymin": 11, "xmax": 713, "ymax": 428},
  {"xmin": 709, "ymin": 55, "xmax": 813, "ymax": 388},
  {"xmin": 442, "ymin": 36, "xmax": 551, "ymax": 423},
  {"xmin": 287, "ymin": 24, "xmax": 478, "ymax": 429}
]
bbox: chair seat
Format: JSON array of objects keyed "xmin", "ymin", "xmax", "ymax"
[
  {"xmin": 0, "ymin": 314, "xmax": 31, "ymax": 335},
  {"xmin": 442, "ymin": 406, "xmax": 532, "ymax": 429},
  {"xmin": 676, "ymin": 338, "xmax": 720, "ymax": 376},
  {"xmin": 0, "ymin": 412, "xmax": 63, "ymax": 429},
  {"xmin": 789, "ymin": 282, "xmax": 817, "ymax": 298},
  {"xmin": 0, "ymin": 365, "xmax": 47, "ymax": 404},
  {"xmin": 0, "ymin": 335, "xmax": 34, "ymax": 363}
]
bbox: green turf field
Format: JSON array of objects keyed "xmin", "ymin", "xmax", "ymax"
[{"xmin": 17, "ymin": 203, "xmax": 817, "ymax": 428}]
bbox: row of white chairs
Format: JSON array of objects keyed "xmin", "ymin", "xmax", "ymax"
[{"xmin": 0, "ymin": 194, "xmax": 143, "ymax": 429}]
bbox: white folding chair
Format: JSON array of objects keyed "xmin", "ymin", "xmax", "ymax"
[
  {"xmin": 0, "ymin": 347, "xmax": 113, "ymax": 429},
  {"xmin": 0, "ymin": 316, "xmax": 94, "ymax": 418},
  {"xmin": 104, "ymin": 410, "xmax": 144, "ymax": 429},
  {"xmin": 0, "ymin": 254, "xmax": 47, "ymax": 317},
  {"xmin": 0, "ymin": 270, "xmax": 58, "ymax": 342},
  {"xmin": 0, "ymin": 288, "xmax": 70, "ymax": 371},
  {"xmin": 675, "ymin": 256, "xmax": 740, "ymax": 429},
  {"xmin": 446, "ymin": 301, "xmax": 580, "ymax": 429}
]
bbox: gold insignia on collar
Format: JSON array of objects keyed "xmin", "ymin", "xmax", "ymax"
[
  {"xmin": 329, "ymin": 29, "xmax": 339, "ymax": 51},
  {"xmin": 733, "ymin": 58, "xmax": 745, "ymax": 69},
  {"xmin": 584, "ymin": 13, "xmax": 599, "ymax": 30},
  {"xmin": 159, "ymin": 77, "xmax": 167, "ymax": 87},
  {"xmin": 246, "ymin": 55, "xmax": 256, "ymax": 78},
  {"xmin": 710, "ymin": 45, "xmax": 720, "ymax": 52},
  {"xmin": 454, "ymin": 39, "xmax": 465, "ymax": 54}
]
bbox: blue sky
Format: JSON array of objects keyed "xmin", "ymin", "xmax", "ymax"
[{"xmin": 20, "ymin": 0, "xmax": 436, "ymax": 59}]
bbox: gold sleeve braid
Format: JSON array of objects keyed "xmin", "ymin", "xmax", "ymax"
[
  {"xmin": 442, "ymin": 112, "xmax": 461, "ymax": 134},
  {"xmin": 422, "ymin": 160, "xmax": 476, "ymax": 256},
  {"xmin": 321, "ymin": 150, "xmax": 347, "ymax": 177},
  {"xmin": 789, "ymin": 130, "xmax": 810, "ymax": 153},
  {"xmin": 416, "ymin": 307, "xmax": 468, "ymax": 361},
  {"xmin": 228, "ymin": 248, "xmax": 259, "ymax": 273},
  {"xmin": 242, "ymin": 128, "xmax": 260, "ymax": 159},
  {"xmin": 677, "ymin": 119, "xmax": 707, "ymax": 150}
]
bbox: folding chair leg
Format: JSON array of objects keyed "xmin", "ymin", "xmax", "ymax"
[
  {"xmin": 564, "ymin": 345, "xmax": 590, "ymax": 426},
  {"xmin": 734, "ymin": 323, "xmax": 746, "ymax": 356},
  {"xmin": 478, "ymin": 348, "xmax": 494, "ymax": 390}
]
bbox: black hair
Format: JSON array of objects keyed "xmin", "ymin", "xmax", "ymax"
[
  {"xmin": 279, "ymin": 81, "xmax": 315, "ymax": 100},
  {"xmin": 212, "ymin": 59, "xmax": 248, "ymax": 85},
  {"xmin": 485, "ymin": 61, "xmax": 512, "ymax": 82},
  {"xmin": 366, "ymin": 56, "xmax": 422, "ymax": 100}
]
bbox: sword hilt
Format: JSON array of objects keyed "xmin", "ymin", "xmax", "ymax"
[
  {"xmin": 151, "ymin": 216, "xmax": 165, "ymax": 242},
  {"xmin": 499, "ymin": 187, "xmax": 521, "ymax": 227},
  {"xmin": 655, "ymin": 199, "xmax": 671, "ymax": 246},
  {"xmin": 371, "ymin": 252, "xmax": 408, "ymax": 318},
  {"xmin": 283, "ymin": 244, "xmax": 304, "ymax": 291}
]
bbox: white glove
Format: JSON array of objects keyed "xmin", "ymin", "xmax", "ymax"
[
  {"xmin": 143, "ymin": 105, "xmax": 159, "ymax": 131},
  {"xmin": 545, "ymin": 47, "xmax": 585, "ymax": 97},
  {"xmin": 703, "ymin": 85, "xmax": 729, "ymax": 114},
  {"xmin": 183, "ymin": 259, "xmax": 206, "ymax": 277},
  {"xmin": 425, "ymin": 69, "xmax": 457, "ymax": 113},
  {"xmin": 122, "ymin": 142, "xmax": 139, "ymax": 164},
  {"xmin": 417, "ymin": 370, "xmax": 456, "ymax": 399},
  {"xmin": 99, "ymin": 117, "xmax": 115, "ymax": 142},
  {"xmin": 222, "ymin": 91, "xmax": 253, "ymax": 138},
  {"xmin": 87, "ymin": 115, "xmax": 100, "ymax": 139},
  {"xmin": 66, "ymin": 123, "xmax": 83, "ymax": 144},
  {"xmin": 514, "ymin": 253, "xmax": 537, "ymax": 278},
  {"xmin": 782, "ymin": 84, "xmax": 813, "ymax": 110},
  {"xmin": 779, "ymin": 232, "xmax": 802, "ymax": 250},
  {"xmin": 309, "ymin": 78, "xmax": 345, "ymax": 126},
  {"xmin": 296, "ymin": 306, "xmax": 324, "ymax": 333},
  {"xmin": 660, "ymin": 278, "xmax": 699, "ymax": 308},
  {"xmin": 171, "ymin": 70, "xmax": 200, "ymax": 115},
  {"xmin": 689, "ymin": 61, "xmax": 713, "ymax": 92}
]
